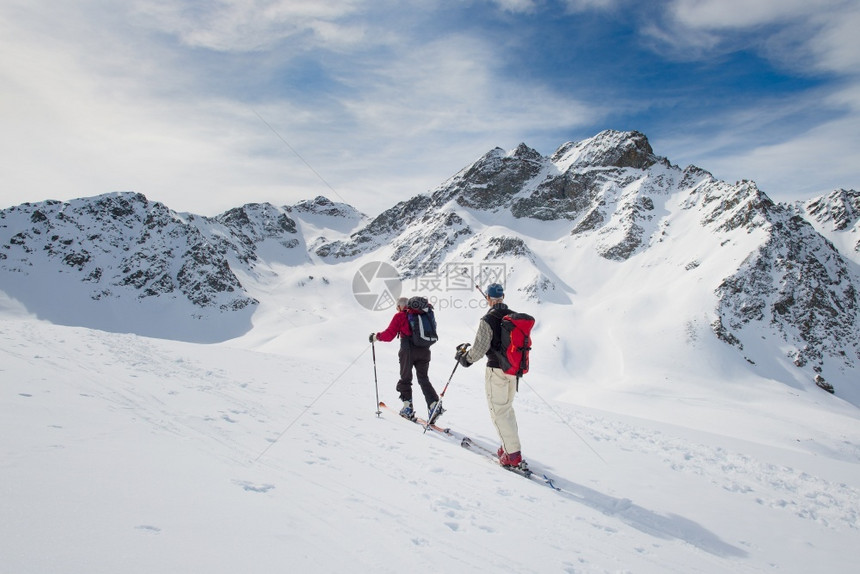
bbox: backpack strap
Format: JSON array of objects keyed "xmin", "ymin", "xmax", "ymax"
[{"xmin": 482, "ymin": 306, "xmax": 515, "ymax": 374}]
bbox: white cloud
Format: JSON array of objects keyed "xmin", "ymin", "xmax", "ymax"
[
  {"xmin": 131, "ymin": 0, "xmax": 367, "ymax": 52},
  {"xmin": 3, "ymin": 0, "xmax": 854, "ymax": 217},
  {"xmin": 667, "ymin": 0, "xmax": 825, "ymax": 29},
  {"xmin": 0, "ymin": 1, "xmax": 373, "ymax": 214},
  {"xmin": 490, "ymin": 0, "xmax": 539, "ymax": 13},
  {"xmin": 655, "ymin": 0, "xmax": 860, "ymax": 77},
  {"xmin": 339, "ymin": 34, "xmax": 595, "ymax": 135},
  {"xmin": 806, "ymin": 4, "xmax": 860, "ymax": 76},
  {"xmin": 563, "ymin": 0, "xmax": 620, "ymax": 13},
  {"xmin": 266, "ymin": 32, "xmax": 600, "ymax": 213}
]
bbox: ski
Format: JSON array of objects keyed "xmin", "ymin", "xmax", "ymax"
[
  {"xmin": 379, "ymin": 401, "xmax": 561, "ymax": 491},
  {"xmin": 459, "ymin": 436, "xmax": 561, "ymax": 490},
  {"xmin": 460, "ymin": 436, "xmax": 532, "ymax": 478},
  {"xmin": 378, "ymin": 401, "xmax": 451, "ymax": 434}
]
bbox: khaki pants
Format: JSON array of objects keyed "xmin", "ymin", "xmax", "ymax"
[{"xmin": 485, "ymin": 367, "xmax": 521, "ymax": 453}]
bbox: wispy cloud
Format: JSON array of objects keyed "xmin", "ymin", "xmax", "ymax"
[
  {"xmin": 649, "ymin": 0, "xmax": 860, "ymax": 74},
  {"xmin": 490, "ymin": 0, "xmax": 540, "ymax": 13},
  {"xmin": 669, "ymin": 0, "xmax": 822, "ymax": 29},
  {"xmin": 563, "ymin": 0, "xmax": 622, "ymax": 13},
  {"xmin": 131, "ymin": 0, "xmax": 368, "ymax": 52},
  {"xmin": 636, "ymin": 0, "xmax": 860, "ymax": 196}
]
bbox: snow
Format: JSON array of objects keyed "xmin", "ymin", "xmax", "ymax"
[{"xmin": 2, "ymin": 272, "xmax": 859, "ymax": 573}]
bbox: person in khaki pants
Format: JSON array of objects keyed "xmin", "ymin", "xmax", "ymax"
[{"xmin": 455, "ymin": 283, "xmax": 525, "ymax": 468}]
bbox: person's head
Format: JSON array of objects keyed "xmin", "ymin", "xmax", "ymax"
[
  {"xmin": 486, "ymin": 283, "xmax": 504, "ymax": 305},
  {"xmin": 396, "ymin": 297, "xmax": 408, "ymax": 311}
]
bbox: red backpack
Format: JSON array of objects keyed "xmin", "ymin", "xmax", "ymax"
[{"xmin": 493, "ymin": 312, "xmax": 535, "ymax": 378}]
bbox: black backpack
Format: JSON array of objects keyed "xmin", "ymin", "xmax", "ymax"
[{"xmin": 406, "ymin": 296, "xmax": 438, "ymax": 347}]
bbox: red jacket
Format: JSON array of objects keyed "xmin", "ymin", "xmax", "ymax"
[{"xmin": 376, "ymin": 310, "xmax": 411, "ymax": 342}]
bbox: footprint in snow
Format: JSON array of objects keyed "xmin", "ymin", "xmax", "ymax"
[{"xmin": 233, "ymin": 480, "xmax": 275, "ymax": 493}]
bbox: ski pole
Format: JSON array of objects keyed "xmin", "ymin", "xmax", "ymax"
[
  {"xmin": 372, "ymin": 339, "xmax": 381, "ymax": 417},
  {"xmin": 424, "ymin": 347, "xmax": 467, "ymax": 433}
]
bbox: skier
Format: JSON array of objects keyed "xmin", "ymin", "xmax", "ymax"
[
  {"xmin": 370, "ymin": 297, "xmax": 444, "ymax": 422},
  {"xmin": 455, "ymin": 283, "xmax": 524, "ymax": 467}
]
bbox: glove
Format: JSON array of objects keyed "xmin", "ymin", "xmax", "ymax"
[
  {"xmin": 369, "ymin": 333, "xmax": 377, "ymax": 343},
  {"xmin": 455, "ymin": 343, "xmax": 471, "ymax": 367}
]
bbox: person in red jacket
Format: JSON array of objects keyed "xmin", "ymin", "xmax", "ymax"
[{"xmin": 370, "ymin": 297, "xmax": 442, "ymax": 421}]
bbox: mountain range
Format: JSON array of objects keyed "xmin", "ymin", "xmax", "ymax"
[{"xmin": 1, "ymin": 130, "xmax": 858, "ymax": 406}]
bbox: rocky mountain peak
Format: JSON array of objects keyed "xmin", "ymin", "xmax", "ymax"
[
  {"xmin": 446, "ymin": 144, "xmax": 546, "ymax": 211},
  {"xmin": 205, "ymin": 203, "xmax": 301, "ymax": 267},
  {"xmin": 551, "ymin": 130, "xmax": 659, "ymax": 171},
  {"xmin": 214, "ymin": 203, "xmax": 298, "ymax": 238},
  {"xmin": 291, "ymin": 195, "xmax": 366, "ymax": 222},
  {"xmin": 510, "ymin": 143, "xmax": 544, "ymax": 162},
  {"xmin": 802, "ymin": 188, "xmax": 860, "ymax": 232},
  {"xmin": 692, "ymin": 179, "xmax": 776, "ymax": 233}
]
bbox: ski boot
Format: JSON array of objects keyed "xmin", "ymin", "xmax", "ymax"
[
  {"xmin": 428, "ymin": 401, "xmax": 445, "ymax": 424},
  {"xmin": 399, "ymin": 401, "xmax": 416, "ymax": 420}
]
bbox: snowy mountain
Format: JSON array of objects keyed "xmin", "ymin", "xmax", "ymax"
[
  {"xmin": 0, "ymin": 131, "xmax": 860, "ymax": 404},
  {"xmin": 0, "ymin": 193, "xmax": 365, "ymax": 341},
  {"xmin": 2, "ymin": 131, "xmax": 860, "ymax": 573},
  {"xmin": 1, "ymin": 130, "xmax": 859, "ymax": 393},
  {"xmin": 314, "ymin": 130, "xmax": 860, "ymax": 403}
]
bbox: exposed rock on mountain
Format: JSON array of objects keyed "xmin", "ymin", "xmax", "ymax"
[
  {"xmin": 803, "ymin": 189, "xmax": 860, "ymax": 232},
  {"xmin": 389, "ymin": 210, "xmax": 472, "ymax": 277},
  {"xmin": 714, "ymin": 204, "xmax": 859, "ymax": 370},
  {"xmin": 447, "ymin": 143, "xmax": 546, "ymax": 211},
  {"xmin": 0, "ymin": 193, "xmax": 255, "ymax": 311},
  {"xmin": 291, "ymin": 195, "xmax": 369, "ymax": 236},
  {"xmin": 796, "ymin": 189, "xmax": 860, "ymax": 264},
  {"xmin": 485, "ymin": 236, "xmax": 534, "ymax": 260},
  {"xmin": 315, "ymin": 195, "xmax": 432, "ymax": 260},
  {"xmin": 204, "ymin": 202, "xmax": 300, "ymax": 267}
]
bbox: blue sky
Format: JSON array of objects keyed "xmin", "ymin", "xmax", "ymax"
[{"xmin": 1, "ymin": 0, "xmax": 858, "ymax": 216}]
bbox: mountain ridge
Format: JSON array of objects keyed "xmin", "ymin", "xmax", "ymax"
[{"xmin": 1, "ymin": 130, "xmax": 858, "ymax": 403}]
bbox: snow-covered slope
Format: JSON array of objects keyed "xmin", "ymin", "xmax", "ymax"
[{"xmin": 1, "ymin": 312, "xmax": 858, "ymax": 574}]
